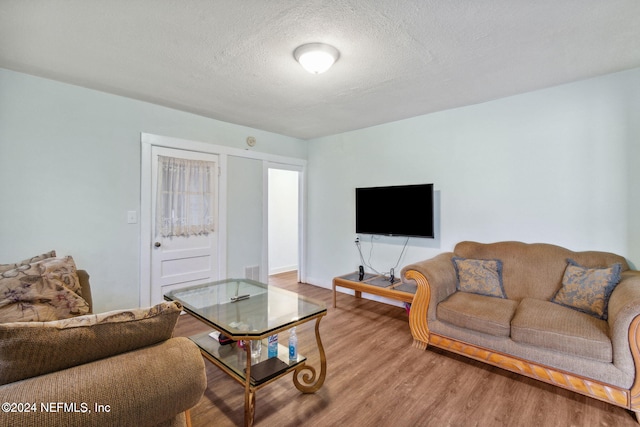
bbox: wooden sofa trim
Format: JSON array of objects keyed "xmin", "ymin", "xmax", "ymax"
[
  {"xmin": 427, "ymin": 332, "xmax": 629, "ymax": 407},
  {"xmin": 629, "ymin": 315, "xmax": 640, "ymax": 410},
  {"xmin": 405, "ymin": 269, "xmax": 640, "ymax": 414}
]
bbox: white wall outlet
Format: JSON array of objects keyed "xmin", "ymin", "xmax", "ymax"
[{"xmin": 127, "ymin": 211, "xmax": 137, "ymax": 224}]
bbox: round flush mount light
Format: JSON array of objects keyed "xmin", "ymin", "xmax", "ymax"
[{"xmin": 293, "ymin": 43, "xmax": 340, "ymax": 74}]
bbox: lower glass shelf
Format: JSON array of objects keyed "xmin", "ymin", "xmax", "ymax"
[{"xmin": 190, "ymin": 330, "xmax": 306, "ymax": 386}]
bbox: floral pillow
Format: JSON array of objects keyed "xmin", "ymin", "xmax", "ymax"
[
  {"xmin": 552, "ymin": 259, "xmax": 622, "ymax": 320},
  {"xmin": 0, "ymin": 250, "xmax": 57, "ymax": 273},
  {"xmin": 0, "ymin": 256, "xmax": 89, "ymax": 323},
  {"xmin": 452, "ymin": 257, "xmax": 506, "ymax": 299}
]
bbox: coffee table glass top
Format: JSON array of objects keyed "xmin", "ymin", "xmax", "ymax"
[{"xmin": 164, "ymin": 278, "xmax": 326, "ymax": 337}]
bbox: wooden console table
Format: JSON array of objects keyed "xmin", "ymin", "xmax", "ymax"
[{"xmin": 332, "ymin": 272, "xmax": 417, "ymax": 308}]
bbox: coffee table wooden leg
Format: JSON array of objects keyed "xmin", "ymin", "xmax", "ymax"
[
  {"xmin": 293, "ymin": 316, "xmax": 326, "ymax": 393},
  {"xmin": 243, "ymin": 341, "xmax": 255, "ymax": 427},
  {"xmin": 332, "ymin": 282, "xmax": 337, "ymax": 308},
  {"xmin": 245, "ymin": 388, "xmax": 255, "ymax": 427}
]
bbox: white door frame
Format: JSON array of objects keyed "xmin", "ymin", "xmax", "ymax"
[
  {"xmin": 264, "ymin": 162, "xmax": 306, "ymax": 284},
  {"xmin": 140, "ymin": 132, "xmax": 307, "ymax": 306}
]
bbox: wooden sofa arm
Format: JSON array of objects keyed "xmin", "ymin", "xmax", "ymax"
[
  {"xmin": 608, "ymin": 271, "xmax": 640, "ymax": 411},
  {"xmin": 401, "ymin": 252, "xmax": 456, "ymax": 349},
  {"xmin": 0, "ymin": 337, "xmax": 206, "ymax": 427},
  {"xmin": 403, "ymin": 269, "xmax": 431, "ymax": 349}
]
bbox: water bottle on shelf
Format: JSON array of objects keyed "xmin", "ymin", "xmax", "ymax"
[
  {"xmin": 288, "ymin": 327, "xmax": 298, "ymax": 362},
  {"xmin": 250, "ymin": 330, "xmax": 262, "ymax": 360},
  {"xmin": 267, "ymin": 334, "xmax": 278, "ymax": 358}
]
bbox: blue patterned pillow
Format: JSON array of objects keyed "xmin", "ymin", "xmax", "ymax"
[
  {"xmin": 452, "ymin": 257, "xmax": 506, "ymax": 299},
  {"xmin": 551, "ymin": 259, "xmax": 622, "ymax": 320}
]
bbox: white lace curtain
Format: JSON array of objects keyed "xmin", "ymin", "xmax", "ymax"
[{"xmin": 156, "ymin": 156, "xmax": 216, "ymax": 237}]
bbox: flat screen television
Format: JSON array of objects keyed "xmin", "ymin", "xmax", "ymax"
[{"xmin": 355, "ymin": 184, "xmax": 434, "ymax": 238}]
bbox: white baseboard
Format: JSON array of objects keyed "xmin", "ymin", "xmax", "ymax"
[{"xmin": 269, "ymin": 265, "xmax": 298, "ymax": 275}]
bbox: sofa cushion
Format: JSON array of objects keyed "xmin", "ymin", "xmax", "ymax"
[
  {"xmin": 452, "ymin": 257, "xmax": 506, "ymax": 298},
  {"xmin": 437, "ymin": 292, "xmax": 518, "ymax": 337},
  {"xmin": 0, "ymin": 256, "xmax": 89, "ymax": 323},
  {"xmin": 0, "ymin": 301, "xmax": 182, "ymax": 385},
  {"xmin": 551, "ymin": 259, "xmax": 622, "ymax": 320},
  {"xmin": 0, "ymin": 250, "xmax": 57, "ymax": 273},
  {"xmin": 511, "ymin": 298, "xmax": 612, "ymax": 363}
]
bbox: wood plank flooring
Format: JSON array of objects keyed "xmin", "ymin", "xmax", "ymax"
[{"xmin": 174, "ymin": 271, "xmax": 637, "ymax": 427}]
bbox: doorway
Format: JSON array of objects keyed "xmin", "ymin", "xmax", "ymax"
[
  {"xmin": 140, "ymin": 133, "xmax": 307, "ymax": 306},
  {"xmin": 265, "ymin": 164, "xmax": 304, "ymax": 283}
]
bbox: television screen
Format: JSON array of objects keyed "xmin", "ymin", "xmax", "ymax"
[{"xmin": 355, "ymin": 184, "xmax": 434, "ymax": 238}]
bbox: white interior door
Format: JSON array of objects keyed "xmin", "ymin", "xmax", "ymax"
[{"xmin": 150, "ymin": 146, "xmax": 220, "ymax": 303}]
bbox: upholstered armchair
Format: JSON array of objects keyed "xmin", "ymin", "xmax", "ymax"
[{"xmin": 0, "ymin": 253, "xmax": 206, "ymax": 427}]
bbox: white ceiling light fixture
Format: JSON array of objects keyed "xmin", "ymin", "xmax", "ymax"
[{"xmin": 293, "ymin": 43, "xmax": 340, "ymax": 74}]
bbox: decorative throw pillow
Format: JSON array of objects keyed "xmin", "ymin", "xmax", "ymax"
[
  {"xmin": 452, "ymin": 257, "xmax": 506, "ymax": 298},
  {"xmin": 0, "ymin": 301, "xmax": 182, "ymax": 385},
  {"xmin": 551, "ymin": 259, "xmax": 622, "ymax": 320},
  {"xmin": 0, "ymin": 256, "xmax": 89, "ymax": 323},
  {"xmin": 0, "ymin": 250, "xmax": 57, "ymax": 273},
  {"xmin": 37, "ymin": 256, "xmax": 83, "ymax": 295}
]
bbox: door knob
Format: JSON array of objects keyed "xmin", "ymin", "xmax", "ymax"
[{"xmin": 154, "ymin": 242, "xmax": 162, "ymax": 248}]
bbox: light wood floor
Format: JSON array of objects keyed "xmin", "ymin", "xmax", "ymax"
[{"xmin": 174, "ymin": 271, "xmax": 638, "ymax": 427}]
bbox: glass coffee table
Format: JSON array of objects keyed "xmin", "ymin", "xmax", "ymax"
[{"xmin": 164, "ymin": 278, "xmax": 327, "ymax": 427}]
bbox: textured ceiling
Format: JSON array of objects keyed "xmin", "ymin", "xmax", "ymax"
[{"xmin": 1, "ymin": 1, "xmax": 639, "ymax": 140}]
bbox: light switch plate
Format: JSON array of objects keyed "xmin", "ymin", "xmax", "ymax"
[{"xmin": 127, "ymin": 211, "xmax": 137, "ymax": 224}]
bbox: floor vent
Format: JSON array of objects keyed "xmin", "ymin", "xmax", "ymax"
[{"xmin": 244, "ymin": 265, "xmax": 260, "ymax": 281}]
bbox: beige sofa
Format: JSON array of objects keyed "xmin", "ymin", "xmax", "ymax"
[
  {"xmin": 0, "ymin": 265, "xmax": 207, "ymax": 427},
  {"xmin": 401, "ymin": 241, "xmax": 640, "ymax": 418}
]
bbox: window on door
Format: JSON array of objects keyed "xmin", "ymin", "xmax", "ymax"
[{"xmin": 156, "ymin": 156, "xmax": 217, "ymax": 237}]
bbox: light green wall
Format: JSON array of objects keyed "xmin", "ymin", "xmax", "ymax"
[
  {"xmin": 2, "ymin": 66, "xmax": 638, "ymax": 309},
  {"xmin": 0, "ymin": 68, "xmax": 306, "ymax": 312},
  {"xmin": 625, "ymin": 72, "xmax": 640, "ymax": 270},
  {"xmin": 227, "ymin": 156, "xmax": 264, "ymax": 279},
  {"xmin": 306, "ymin": 68, "xmax": 640, "ymax": 287}
]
